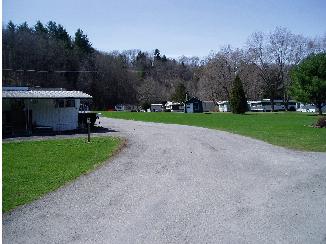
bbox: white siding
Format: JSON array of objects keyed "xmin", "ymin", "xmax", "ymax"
[
  {"xmin": 218, "ymin": 102, "xmax": 230, "ymax": 112},
  {"xmin": 151, "ymin": 104, "xmax": 163, "ymax": 112},
  {"xmin": 26, "ymin": 99, "xmax": 80, "ymax": 131},
  {"xmin": 186, "ymin": 103, "xmax": 193, "ymax": 113}
]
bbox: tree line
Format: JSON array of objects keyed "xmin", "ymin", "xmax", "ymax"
[{"xmin": 2, "ymin": 21, "xmax": 326, "ymax": 109}]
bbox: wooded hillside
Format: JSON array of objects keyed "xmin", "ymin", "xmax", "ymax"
[{"xmin": 3, "ymin": 21, "xmax": 325, "ymax": 109}]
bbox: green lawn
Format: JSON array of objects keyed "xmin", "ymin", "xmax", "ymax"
[
  {"xmin": 102, "ymin": 111, "xmax": 326, "ymax": 152},
  {"xmin": 2, "ymin": 136, "xmax": 122, "ymax": 212}
]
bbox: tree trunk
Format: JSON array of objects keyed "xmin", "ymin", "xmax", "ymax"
[
  {"xmin": 283, "ymin": 89, "xmax": 289, "ymax": 111},
  {"xmin": 270, "ymin": 98, "xmax": 275, "ymax": 112},
  {"xmin": 317, "ymin": 102, "xmax": 323, "ymax": 115}
]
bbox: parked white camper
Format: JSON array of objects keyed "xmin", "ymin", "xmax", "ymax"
[{"xmin": 165, "ymin": 101, "xmax": 184, "ymax": 112}]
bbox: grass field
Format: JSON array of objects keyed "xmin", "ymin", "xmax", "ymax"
[
  {"xmin": 102, "ymin": 111, "xmax": 326, "ymax": 152},
  {"xmin": 2, "ymin": 136, "xmax": 122, "ymax": 212}
]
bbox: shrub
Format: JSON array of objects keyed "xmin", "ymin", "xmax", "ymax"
[
  {"xmin": 315, "ymin": 117, "xmax": 326, "ymax": 128},
  {"xmin": 141, "ymin": 101, "xmax": 151, "ymax": 110},
  {"xmin": 230, "ymin": 75, "xmax": 247, "ymax": 114}
]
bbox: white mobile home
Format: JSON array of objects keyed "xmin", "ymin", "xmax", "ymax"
[
  {"xmin": 115, "ymin": 104, "xmax": 138, "ymax": 112},
  {"xmin": 150, "ymin": 103, "xmax": 164, "ymax": 112},
  {"xmin": 249, "ymin": 100, "xmax": 271, "ymax": 112},
  {"xmin": 217, "ymin": 101, "xmax": 231, "ymax": 112},
  {"xmin": 287, "ymin": 101, "xmax": 299, "ymax": 111},
  {"xmin": 2, "ymin": 87, "xmax": 92, "ymax": 133},
  {"xmin": 249, "ymin": 99, "xmax": 300, "ymax": 112},
  {"xmin": 297, "ymin": 103, "xmax": 326, "ymax": 113},
  {"xmin": 273, "ymin": 100, "xmax": 298, "ymax": 111},
  {"xmin": 297, "ymin": 103, "xmax": 316, "ymax": 112}
]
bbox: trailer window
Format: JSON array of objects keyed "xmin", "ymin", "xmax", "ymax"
[
  {"xmin": 56, "ymin": 99, "xmax": 65, "ymax": 108},
  {"xmin": 262, "ymin": 101, "xmax": 271, "ymax": 105},
  {"xmin": 55, "ymin": 99, "xmax": 75, "ymax": 108},
  {"xmin": 65, "ymin": 99, "xmax": 75, "ymax": 107}
]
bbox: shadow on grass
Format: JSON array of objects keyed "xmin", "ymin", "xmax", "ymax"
[
  {"xmin": 307, "ymin": 114, "xmax": 325, "ymax": 117},
  {"xmin": 2, "ymin": 126, "xmax": 118, "ymax": 139}
]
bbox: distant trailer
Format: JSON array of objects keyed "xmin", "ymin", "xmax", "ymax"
[
  {"xmin": 217, "ymin": 101, "xmax": 230, "ymax": 112},
  {"xmin": 115, "ymin": 104, "xmax": 139, "ymax": 112},
  {"xmin": 287, "ymin": 101, "xmax": 299, "ymax": 111},
  {"xmin": 150, "ymin": 104, "xmax": 164, "ymax": 112},
  {"xmin": 249, "ymin": 100, "xmax": 272, "ymax": 112},
  {"xmin": 202, "ymin": 101, "xmax": 216, "ymax": 112},
  {"xmin": 297, "ymin": 103, "xmax": 326, "ymax": 113},
  {"xmin": 249, "ymin": 99, "xmax": 299, "ymax": 112},
  {"xmin": 165, "ymin": 101, "xmax": 184, "ymax": 112}
]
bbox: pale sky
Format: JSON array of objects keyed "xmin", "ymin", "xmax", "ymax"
[{"xmin": 3, "ymin": 0, "xmax": 326, "ymax": 58}]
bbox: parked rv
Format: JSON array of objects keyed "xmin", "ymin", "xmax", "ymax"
[{"xmin": 165, "ymin": 101, "xmax": 184, "ymax": 112}]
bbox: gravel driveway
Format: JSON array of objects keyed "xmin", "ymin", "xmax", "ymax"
[{"xmin": 3, "ymin": 117, "xmax": 326, "ymax": 244}]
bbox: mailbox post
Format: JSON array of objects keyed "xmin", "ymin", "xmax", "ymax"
[{"xmin": 87, "ymin": 117, "xmax": 91, "ymax": 142}]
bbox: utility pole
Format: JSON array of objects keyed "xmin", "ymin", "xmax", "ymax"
[
  {"xmin": 87, "ymin": 118, "xmax": 91, "ymax": 142},
  {"xmin": 184, "ymin": 91, "xmax": 189, "ymax": 113}
]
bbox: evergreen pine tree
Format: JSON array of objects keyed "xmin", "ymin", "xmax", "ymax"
[
  {"xmin": 47, "ymin": 21, "xmax": 58, "ymax": 37},
  {"xmin": 17, "ymin": 22, "xmax": 32, "ymax": 32},
  {"xmin": 7, "ymin": 21, "xmax": 16, "ymax": 32},
  {"xmin": 34, "ymin": 21, "xmax": 48, "ymax": 34},
  {"xmin": 171, "ymin": 83, "xmax": 187, "ymax": 102},
  {"xmin": 161, "ymin": 55, "xmax": 167, "ymax": 62},
  {"xmin": 74, "ymin": 29, "xmax": 93, "ymax": 54},
  {"xmin": 154, "ymin": 49, "xmax": 161, "ymax": 61},
  {"xmin": 230, "ymin": 75, "xmax": 247, "ymax": 114}
]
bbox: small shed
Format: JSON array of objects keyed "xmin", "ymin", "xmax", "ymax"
[
  {"xmin": 202, "ymin": 101, "xmax": 217, "ymax": 112},
  {"xmin": 218, "ymin": 101, "xmax": 231, "ymax": 112},
  {"xmin": 2, "ymin": 87, "xmax": 92, "ymax": 134},
  {"xmin": 185, "ymin": 97, "xmax": 203, "ymax": 113}
]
